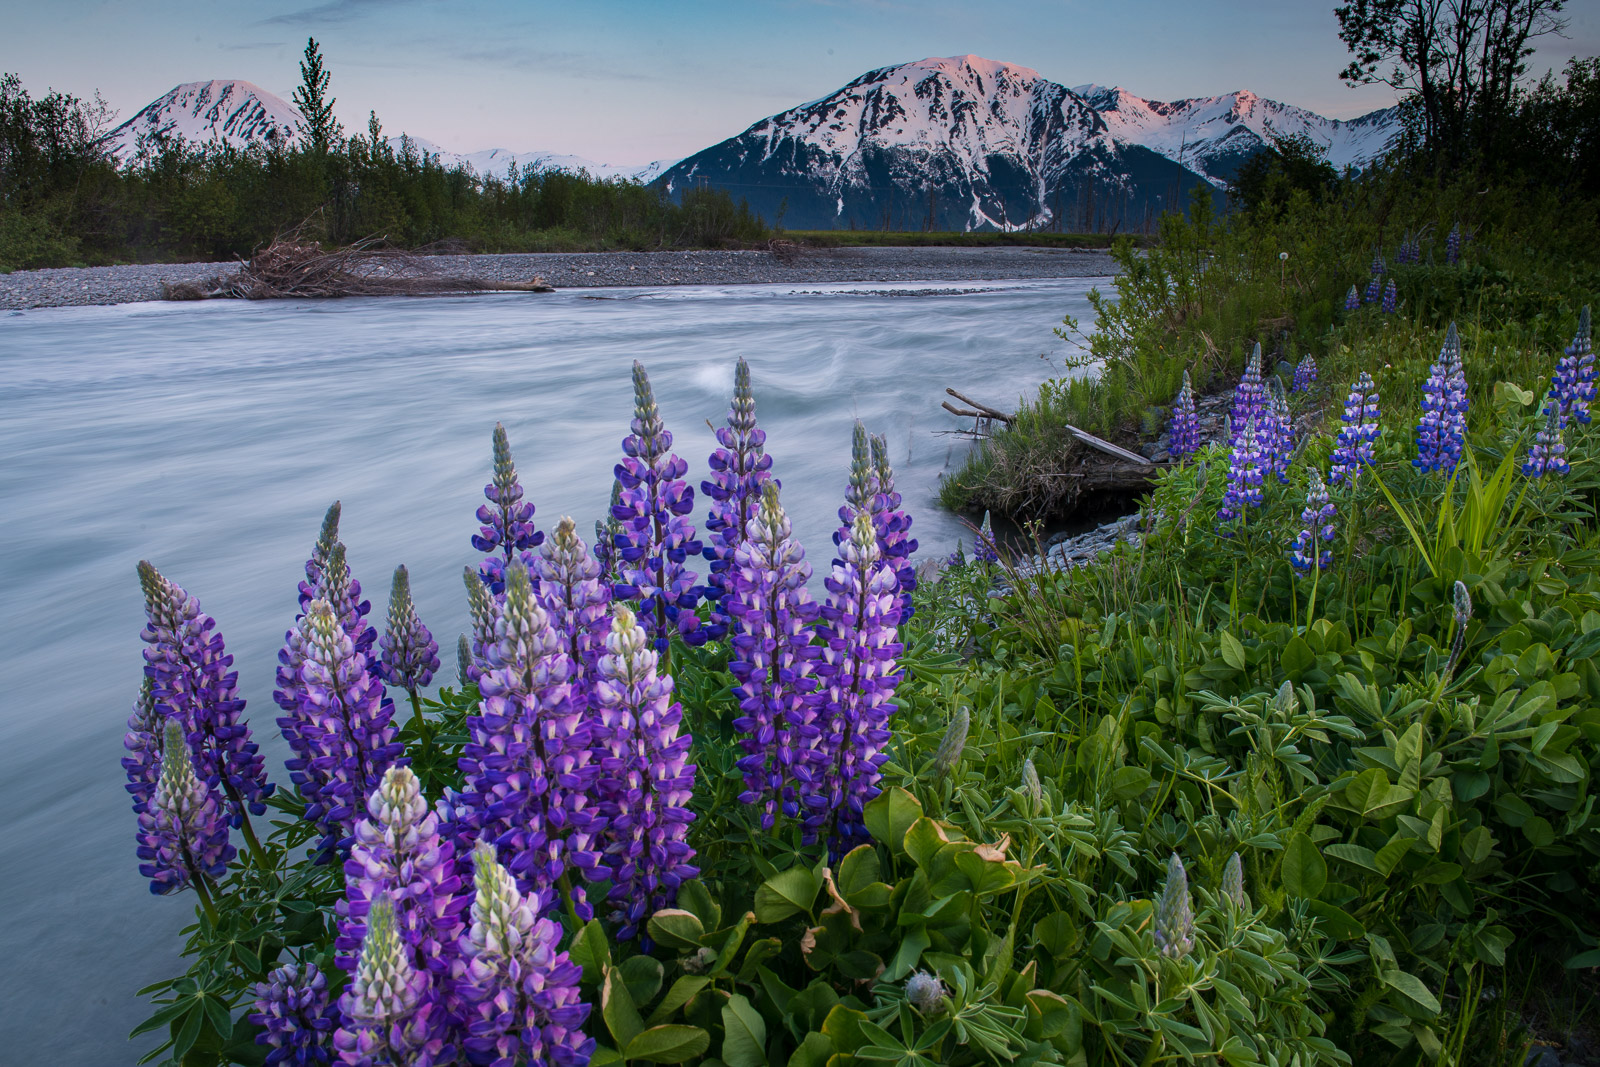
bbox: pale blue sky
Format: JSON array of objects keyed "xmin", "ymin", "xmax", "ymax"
[{"xmin": 5, "ymin": 0, "xmax": 1596, "ymax": 164}]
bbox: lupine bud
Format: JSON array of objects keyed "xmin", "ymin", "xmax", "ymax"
[
  {"xmin": 334, "ymin": 893, "xmax": 440, "ymax": 1067},
  {"xmin": 614, "ymin": 362, "xmax": 704, "ymax": 650},
  {"xmin": 870, "ymin": 433, "xmax": 918, "ymax": 626},
  {"xmin": 457, "ymin": 635, "xmax": 471, "ymax": 689},
  {"xmin": 1222, "ymin": 852, "xmax": 1248, "ymax": 911},
  {"xmin": 1020, "ymin": 758, "xmax": 1043, "ymax": 815},
  {"xmin": 728, "ymin": 483, "xmax": 822, "ymax": 830},
  {"xmin": 905, "ymin": 971, "xmax": 947, "ymax": 1015},
  {"xmin": 932, "ymin": 706, "xmax": 969, "ymax": 779},
  {"xmin": 138, "ymin": 560, "xmax": 273, "ymax": 826},
  {"xmin": 1551, "ymin": 306, "xmax": 1594, "ymax": 426},
  {"xmin": 1217, "ymin": 416, "xmax": 1264, "ymax": 533},
  {"xmin": 378, "ymin": 566, "xmax": 439, "ymax": 694},
  {"xmin": 1415, "ymin": 322, "xmax": 1469, "ymax": 474},
  {"xmin": 1230, "ymin": 344, "xmax": 1266, "ymax": 442},
  {"xmin": 1453, "ymin": 579, "xmax": 1473, "ymax": 628},
  {"xmin": 1292, "ymin": 354, "xmax": 1318, "ymax": 393},
  {"xmin": 1169, "ymin": 370, "xmax": 1201, "ymax": 457},
  {"xmin": 251, "ymin": 963, "xmax": 338, "ymax": 1066},
  {"xmin": 298, "ymin": 502, "xmax": 342, "ymax": 613},
  {"xmin": 1153, "ymin": 853, "xmax": 1195, "ymax": 959},
  {"xmin": 1329, "ymin": 372, "xmax": 1380, "ymax": 486},
  {"xmin": 137, "ymin": 718, "xmax": 235, "ymax": 894},
  {"xmin": 1382, "ymin": 279, "xmax": 1398, "ymax": 313},
  {"xmin": 474, "ymin": 423, "xmax": 544, "ymax": 597},
  {"xmin": 456, "ymin": 842, "xmax": 595, "ymax": 1067},
  {"xmin": 813, "ymin": 508, "xmax": 903, "ymax": 852},
  {"xmin": 593, "ymin": 605, "xmax": 699, "ymax": 938},
  {"xmin": 1344, "ymin": 284, "xmax": 1359, "ymax": 311},
  {"xmin": 1290, "ymin": 468, "xmax": 1337, "ymax": 574},
  {"xmin": 701, "ymin": 357, "xmax": 774, "ymax": 642}
]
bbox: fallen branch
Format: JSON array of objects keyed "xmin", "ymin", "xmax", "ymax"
[
  {"xmin": 945, "ymin": 388, "xmax": 1013, "ymax": 424},
  {"xmin": 1063, "ymin": 422, "xmax": 1154, "ymax": 466}
]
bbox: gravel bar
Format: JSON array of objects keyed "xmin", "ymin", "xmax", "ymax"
[{"xmin": 0, "ymin": 246, "xmax": 1117, "ymax": 311}]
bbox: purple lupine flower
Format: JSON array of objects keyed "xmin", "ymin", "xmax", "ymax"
[
  {"xmin": 1153, "ymin": 853, "xmax": 1195, "ymax": 959},
  {"xmin": 1169, "ymin": 370, "xmax": 1201, "ymax": 457},
  {"xmin": 1382, "ymin": 279, "xmax": 1398, "ymax": 313},
  {"xmin": 812, "ymin": 508, "xmax": 903, "ymax": 853},
  {"xmin": 336, "ymin": 767, "xmax": 465, "ymax": 989},
  {"xmin": 123, "ymin": 677, "xmax": 163, "ymax": 818},
  {"xmin": 1446, "ymin": 222, "xmax": 1461, "ymax": 265},
  {"xmin": 275, "ymin": 597, "xmax": 406, "ymax": 859},
  {"xmin": 1329, "ymin": 371, "xmax": 1381, "ymax": 486},
  {"xmin": 1258, "ymin": 381, "xmax": 1294, "ymax": 484},
  {"xmin": 138, "ymin": 560, "xmax": 273, "ymax": 825},
  {"xmin": 1415, "ymin": 322, "xmax": 1469, "ymax": 474},
  {"xmin": 137, "ymin": 718, "xmax": 236, "ymax": 894},
  {"xmin": 297, "ymin": 513, "xmax": 377, "ymax": 657},
  {"xmin": 1290, "ymin": 468, "xmax": 1337, "ymax": 574},
  {"xmin": 593, "ymin": 479, "xmax": 624, "ymax": 589},
  {"xmin": 378, "ymin": 566, "xmax": 439, "ymax": 696},
  {"xmin": 701, "ymin": 357, "xmax": 774, "ymax": 643},
  {"xmin": 1524, "ymin": 403, "xmax": 1571, "ymax": 478},
  {"xmin": 1344, "ymin": 284, "xmax": 1359, "ymax": 312},
  {"xmin": 536, "ymin": 516, "xmax": 612, "ymax": 708},
  {"xmin": 1363, "ymin": 277, "xmax": 1382, "ymax": 304},
  {"xmin": 333, "ymin": 893, "xmax": 445, "ymax": 1067},
  {"xmin": 971, "ymin": 510, "xmax": 1000, "ymax": 564},
  {"xmin": 870, "ymin": 433, "xmax": 918, "ymax": 625},
  {"xmin": 1291, "ymin": 354, "xmax": 1318, "ymax": 394},
  {"xmin": 727, "ymin": 482, "xmax": 822, "ymax": 830},
  {"xmin": 1370, "ymin": 249, "xmax": 1387, "ymax": 277},
  {"xmin": 463, "ymin": 566, "xmax": 500, "ymax": 685},
  {"xmin": 252, "ymin": 963, "xmax": 339, "ymax": 1066},
  {"xmin": 593, "ymin": 605, "xmax": 699, "ymax": 939},
  {"xmin": 833, "ymin": 422, "xmax": 879, "ymax": 557},
  {"xmin": 474, "ymin": 423, "xmax": 545, "ymax": 598},
  {"xmin": 456, "ymin": 842, "xmax": 595, "ymax": 1067},
  {"xmin": 1551, "ymin": 306, "xmax": 1595, "ymax": 426},
  {"xmin": 614, "ymin": 362, "xmax": 704, "ymax": 651},
  {"xmin": 297, "ymin": 502, "xmax": 342, "ymax": 613},
  {"xmin": 1217, "ymin": 416, "xmax": 1264, "ymax": 535},
  {"xmin": 459, "ymin": 561, "xmax": 602, "ymax": 918},
  {"xmin": 1229, "ymin": 343, "xmax": 1266, "ymax": 442}
]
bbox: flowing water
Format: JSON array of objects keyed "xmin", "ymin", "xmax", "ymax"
[{"xmin": 0, "ymin": 277, "xmax": 1101, "ymax": 1062}]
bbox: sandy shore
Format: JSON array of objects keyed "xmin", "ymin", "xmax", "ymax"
[{"xmin": 0, "ymin": 245, "xmax": 1118, "ymax": 311}]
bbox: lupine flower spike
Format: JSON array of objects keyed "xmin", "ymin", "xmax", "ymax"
[
  {"xmin": 1445, "ymin": 580, "xmax": 1474, "ymax": 676},
  {"xmin": 1217, "ymin": 416, "xmax": 1264, "ymax": 534},
  {"xmin": 1154, "ymin": 852, "xmax": 1195, "ymax": 959},
  {"xmin": 1446, "ymin": 222, "xmax": 1461, "ymax": 265},
  {"xmin": 834, "ymin": 421, "xmax": 879, "ymax": 558},
  {"xmin": 1329, "ymin": 371, "xmax": 1380, "ymax": 486},
  {"xmin": 475, "ymin": 423, "xmax": 544, "ymax": 597},
  {"xmin": 138, "ymin": 560, "xmax": 273, "ymax": 826},
  {"xmin": 1415, "ymin": 322, "xmax": 1469, "ymax": 474},
  {"xmin": 463, "ymin": 566, "xmax": 499, "ymax": 683},
  {"xmin": 701, "ymin": 357, "xmax": 774, "ymax": 642},
  {"xmin": 1292, "ymin": 354, "xmax": 1318, "ymax": 393},
  {"xmin": 1382, "ymin": 279, "xmax": 1398, "ymax": 313},
  {"xmin": 613, "ymin": 361, "xmax": 704, "ymax": 650},
  {"xmin": 298, "ymin": 502, "xmax": 342, "ymax": 613},
  {"xmin": 456, "ymin": 635, "xmax": 471, "ymax": 689},
  {"xmin": 378, "ymin": 566, "xmax": 440, "ymax": 703},
  {"xmin": 137, "ymin": 718, "xmax": 235, "ymax": 895},
  {"xmin": 536, "ymin": 516, "xmax": 612, "ymax": 706},
  {"xmin": 593, "ymin": 605, "xmax": 699, "ymax": 938},
  {"xmin": 1524, "ymin": 405, "xmax": 1570, "ymax": 478},
  {"xmin": 1222, "ymin": 853, "xmax": 1249, "ymax": 911},
  {"xmin": 973, "ymin": 510, "xmax": 999, "ymax": 564},
  {"xmin": 870, "ymin": 433, "xmax": 918, "ymax": 625},
  {"xmin": 333, "ymin": 893, "xmax": 442, "ymax": 1067},
  {"xmin": 932, "ymin": 705, "xmax": 969, "ymax": 779},
  {"xmin": 456, "ymin": 842, "xmax": 595, "ymax": 1067},
  {"xmin": 251, "ymin": 963, "xmax": 339, "ymax": 1067},
  {"xmin": 459, "ymin": 560, "xmax": 601, "ymax": 917},
  {"xmin": 1551, "ymin": 306, "xmax": 1594, "ymax": 426},
  {"xmin": 727, "ymin": 482, "xmax": 821, "ymax": 830},
  {"xmin": 1230, "ymin": 343, "xmax": 1266, "ymax": 442},
  {"xmin": 593, "ymin": 479, "xmax": 624, "ymax": 587},
  {"xmin": 1260, "ymin": 380, "xmax": 1294, "ymax": 483},
  {"xmin": 123, "ymin": 677, "xmax": 163, "ymax": 817},
  {"xmin": 1291, "ymin": 468, "xmax": 1337, "ymax": 574},
  {"xmin": 1169, "ymin": 370, "xmax": 1201, "ymax": 457},
  {"xmin": 1344, "ymin": 284, "xmax": 1359, "ymax": 312},
  {"xmin": 814, "ymin": 508, "xmax": 904, "ymax": 852}
]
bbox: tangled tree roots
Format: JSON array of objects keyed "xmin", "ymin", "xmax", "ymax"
[{"xmin": 162, "ymin": 235, "xmax": 552, "ymax": 300}]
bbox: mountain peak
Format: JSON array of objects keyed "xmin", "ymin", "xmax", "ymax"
[{"xmin": 109, "ymin": 79, "xmax": 301, "ymax": 161}]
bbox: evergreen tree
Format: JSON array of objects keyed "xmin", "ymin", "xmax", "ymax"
[{"xmin": 292, "ymin": 38, "xmax": 342, "ymax": 154}]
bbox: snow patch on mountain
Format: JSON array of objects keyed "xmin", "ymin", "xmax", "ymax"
[
  {"xmin": 108, "ymin": 80, "xmax": 301, "ymax": 162},
  {"xmin": 1073, "ymin": 84, "xmax": 1399, "ymax": 185},
  {"xmin": 384, "ymin": 137, "xmax": 672, "ymax": 182}
]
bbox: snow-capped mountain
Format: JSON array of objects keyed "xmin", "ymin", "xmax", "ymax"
[
  {"xmin": 1073, "ymin": 84, "xmax": 1399, "ymax": 186},
  {"xmin": 108, "ymin": 80, "xmax": 301, "ymax": 162},
  {"xmin": 383, "ymin": 136, "xmax": 672, "ymax": 183},
  {"xmin": 657, "ymin": 55, "xmax": 1211, "ymax": 232}
]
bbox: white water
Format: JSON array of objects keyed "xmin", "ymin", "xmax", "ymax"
[{"xmin": 0, "ymin": 278, "xmax": 1101, "ymax": 1062}]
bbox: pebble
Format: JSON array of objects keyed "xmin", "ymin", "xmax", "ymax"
[{"xmin": 0, "ymin": 246, "xmax": 1118, "ymax": 311}]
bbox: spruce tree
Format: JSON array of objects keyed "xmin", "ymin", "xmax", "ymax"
[{"xmin": 292, "ymin": 37, "xmax": 342, "ymax": 154}]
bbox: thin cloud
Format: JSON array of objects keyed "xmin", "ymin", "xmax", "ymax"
[
  {"xmin": 260, "ymin": 0, "xmax": 428, "ymax": 27},
  {"xmin": 219, "ymin": 42, "xmax": 286, "ymax": 51}
]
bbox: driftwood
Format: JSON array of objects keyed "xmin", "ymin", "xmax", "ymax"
[
  {"xmin": 163, "ymin": 234, "xmax": 554, "ymax": 301},
  {"xmin": 945, "ymin": 388, "xmax": 1013, "ymax": 425},
  {"xmin": 1063, "ymin": 422, "xmax": 1154, "ymax": 466}
]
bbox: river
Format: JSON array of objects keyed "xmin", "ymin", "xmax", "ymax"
[{"xmin": 0, "ymin": 277, "xmax": 1101, "ymax": 1062}]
